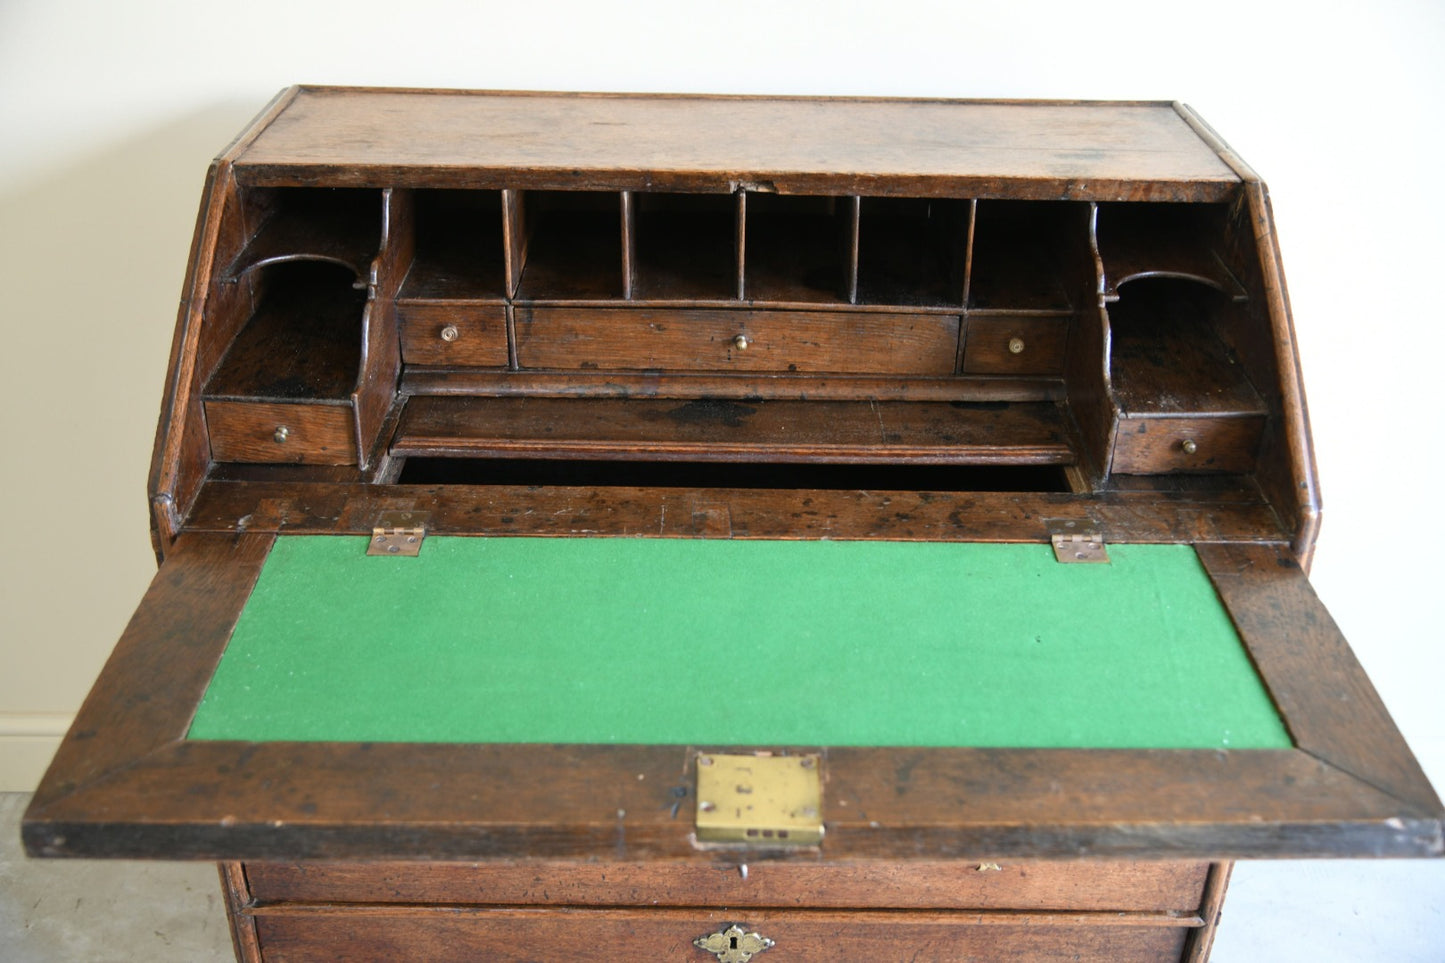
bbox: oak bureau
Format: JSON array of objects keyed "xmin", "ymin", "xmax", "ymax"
[{"xmin": 23, "ymin": 88, "xmax": 1443, "ymax": 962}]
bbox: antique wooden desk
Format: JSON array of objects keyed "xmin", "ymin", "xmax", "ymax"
[{"xmin": 23, "ymin": 89, "xmax": 1443, "ymax": 962}]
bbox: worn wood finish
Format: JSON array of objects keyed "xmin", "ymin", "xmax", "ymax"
[
  {"xmin": 402, "ymin": 368, "xmax": 1065, "ymax": 403},
  {"xmin": 962, "ymin": 316, "xmax": 1069, "ymax": 375},
  {"xmin": 244, "ymin": 859, "xmax": 1210, "ymax": 911},
  {"xmin": 392, "ymin": 397, "xmax": 1074, "ymax": 465},
  {"xmin": 27, "ymin": 534, "xmax": 272, "ymax": 814},
  {"xmin": 396, "ymin": 302, "xmax": 509, "ymax": 366},
  {"xmin": 1181, "ymin": 861, "xmax": 1232, "ymax": 963},
  {"xmin": 205, "ymin": 400, "xmax": 356, "ymax": 465},
  {"xmin": 248, "ymin": 908, "xmax": 1193, "ymax": 962},
  {"xmin": 223, "ymin": 188, "xmax": 381, "ymax": 281},
  {"xmin": 1096, "ymin": 203, "xmax": 1244, "ymax": 300},
  {"xmin": 222, "ymin": 863, "xmax": 264, "ymax": 963},
  {"xmin": 1111, "ymin": 415, "xmax": 1265, "ymax": 474},
  {"xmin": 24, "ymin": 535, "xmax": 1442, "ymax": 865},
  {"xmin": 514, "ymin": 306, "xmax": 960, "ymax": 374},
  {"xmin": 150, "ymin": 89, "xmax": 301, "ymax": 557},
  {"xmin": 236, "ymin": 90, "xmax": 1239, "ymax": 201},
  {"xmin": 1198, "ymin": 543, "xmax": 1443, "ymax": 817},
  {"xmin": 350, "ymin": 187, "xmax": 410, "ymax": 469},
  {"xmin": 182, "ymin": 480, "xmax": 1288, "ymax": 544}
]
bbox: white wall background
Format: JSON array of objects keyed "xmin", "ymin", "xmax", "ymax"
[{"xmin": 1, "ymin": 1, "xmax": 1441, "ymax": 958}]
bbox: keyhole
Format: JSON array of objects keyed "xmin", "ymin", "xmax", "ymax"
[{"xmin": 730, "ymin": 936, "xmax": 738, "ymax": 948}]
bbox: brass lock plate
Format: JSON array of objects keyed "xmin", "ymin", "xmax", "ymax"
[{"xmin": 695, "ymin": 752, "xmax": 823, "ymax": 846}]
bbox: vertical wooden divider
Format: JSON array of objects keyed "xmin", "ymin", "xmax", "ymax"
[
  {"xmin": 1062, "ymin": 202, "xmax": 1116, "ymax": 491},
  {"xmin": 955, "ymin": 198, "xmax": 978, "ymax": 374},
  {"xmin": 352, "ymin": 187, "xmax": 411, "ymax": 470},
  {"xmin": 501, "ymin": 188, "xmax": 526, "ymax": 299},
  {"xmin": 620, "ymin": 190, "xmax": 635, "ymax": 300},
  {"xmin": 734, "ymin": 190, "xmax": 747, "ymax": 301},
  {"xmin": 845, "ymin": 195, "xmax": 861, "ymax": 305},
  {"xmin": 501, "ymin": 189, "xmax": 524, "ymax": 369}
]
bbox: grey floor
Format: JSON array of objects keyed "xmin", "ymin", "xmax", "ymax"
[
  {"xmin": 1, "ymin": 794, "xmax": 233, "ymax": 962},
  {"xmin": 4, "ymin": 791, "xmax": 1442, "ymax": 961}
]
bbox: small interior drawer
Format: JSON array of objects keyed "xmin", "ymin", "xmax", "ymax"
[
  {"xmin": 514, "ymin": 306, "xmax": 960, "ymax": 375},
  {"xmin": 205, "ymin": 399, "xmax": 357, "ymax": 465},
  {"xmin": 962, "ymin": 316, "xmax": 1068, "ymax": 375},
  {"xmin": 1112, "ymin": 415, "xmax": 1264, "ymax": 474},
  {"xmin": 398, "ymin": 302, "xmax": 509, "ymax": 366}
]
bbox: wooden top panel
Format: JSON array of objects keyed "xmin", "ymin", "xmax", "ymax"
[{"xmin": 233, "ymin": 89, "xmax": 1240, "ymax": 200}]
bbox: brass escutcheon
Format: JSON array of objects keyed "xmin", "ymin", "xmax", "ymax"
[{"xmin": 694, "ymin": 924, "xmax": 774, "ymax": 962}]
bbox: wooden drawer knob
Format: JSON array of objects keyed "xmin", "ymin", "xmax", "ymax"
[
  {"xmin": 1180, "ymin": 438, "xmax": 1198, "ymax": 455},
  {"xmin": 440, "ymin": 324, "xmax": 460, "ymax": 342},
  {"xmin": 273, "ymin": 426, "xmax": 289, "ymax": 444},
  {"xmin": 733, "ymin": 334, "xmax": 750, "ymax": 351},
  {"xmin": 1008, "ymin": 336, "xmax": 1026, "ymax": 354}
]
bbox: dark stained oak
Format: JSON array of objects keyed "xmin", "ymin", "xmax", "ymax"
[
  {"xmin": 243, "ymin": 859, "xmax": 1211, "ymax": 912},
  {"xmin": 514, "ymin": 306, "xmax": 960, "ymax": 375},
  {"xmin": 391, "ymin": 396, "xmax": 1074, "ymax": 466},
  {"xmin": 236, "ymin": 89, "xmax": 1239, "ymax": 201},
  {"xmin": 41, "ymin": 91, "xmax": 1442, "ymax": 962},
  {"xmin": 249, "ymin": 908, "xmax": 1193, "ymax": 963}
]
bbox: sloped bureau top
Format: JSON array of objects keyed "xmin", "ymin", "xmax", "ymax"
[{"xmin": 234, "ymin": 89, "xmax": 1241, "ymax": 199}]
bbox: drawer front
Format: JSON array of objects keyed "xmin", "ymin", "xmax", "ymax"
[
  {"xmin": 514, "ymin": 306, "xmax": 960, "ymax": 375},
  {"xmin": 398, "ymin": 302, "xmax": 509, "ymax": 366},
  {"xmin": 962, "ymin": 317, "xmax": 1068, "ymax": 375},
  {"xmin": 245, "ymin": 859, "xmax": 1209, "ymax": 912},
  {"xmin": 253, "ymin": 908, "xmax": 1191, "ymax": 963},
  {"xmin": 205, "ymin": 400, "xmax": 356, "ymax": 465},
  {"xmin": 1112, "ymin": 415, "xmax": 1263, "ymax": 474}
]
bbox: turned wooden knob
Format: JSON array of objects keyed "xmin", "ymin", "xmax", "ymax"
[
  {"xmin": 273, "ymin": 426, "xmax": 289, "ymax": 444},
  {"xmin": 1008, "ymin": 337, "xmax": 1025, "ymax": 354},
  {"xmin": 733, "ymin": 334, "xmax": 750, "ymax": 351},
  {"xmin": 1180, "ymin": 439, "xmax": 1198, "ymax": 455},
  {"xmin": 440, "ymin": 324, "xmax": 460, "ymax": 342}
]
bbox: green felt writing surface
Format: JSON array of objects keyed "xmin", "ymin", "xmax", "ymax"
[{"xmin": 187, "ymin": 537, "xmax": 1290, "ymax": 749}]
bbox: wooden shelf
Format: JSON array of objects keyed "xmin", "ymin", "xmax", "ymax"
[
  {"xmin": 225, "ymin": 188, "xmax": 382, "ymax": 281},
  {"xmin": 629, "ymin": 193, "xmax": 738, "ymax": 300},
  {"xmin": 967, "ymin": 201, "xmax": 1075, "ymax": 313},
  {"xmin": 1097, "ymin": 203, "xmax": 1246, "ymax": 301},
  {"xmin": 392, "ymin": 396, "xmax": 1075, "ymax": 466},
  {"xmin": 856, "ymin": 197, "xmax": 968, "ymax": 307},
  {"xmin": 398, "ymin": 190, "xmax": 507, "ymax": 301},
  {"xmin": 513, "ymin": 191, "xmax": 623, "ymax": 300},
  {"xmin": 742, "ymin": 194, "xmax": 854, "ymax": 304},
  {"xmin": 205, "ymin": 261, "xmax": 365, "ymax": 402},
  {"xmin": 1109, "ymin": 278, "xmax": 1263, "ymax": 417}
]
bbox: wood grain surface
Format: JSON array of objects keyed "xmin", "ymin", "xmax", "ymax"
[{"xmin": 235, "ymin": 89, "xmax": 1239, "ymax": 201}]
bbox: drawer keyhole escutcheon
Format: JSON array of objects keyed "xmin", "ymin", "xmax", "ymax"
[
  {"xmin": 733, "ymin": 334, "xmax": 750, "ymax": 351},
  {"xmin": 694, "ymin": 924, "xmax": 775, "ymax": 962},
  {"xmin": 273, "ymin": 426, "xmax": 289, "ymax": 444},
  {"xmin": 440, "ymin": 324, "xmax": 460, "ymax": 342}
]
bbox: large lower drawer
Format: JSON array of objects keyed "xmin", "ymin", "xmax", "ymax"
[
  {"xmin": 245, "ymin": 859, "xmax": 1210, "ymax": 911},
  {"xmin": 513, "ymin": 306, "xmax": 960, "ymax": 375},
  {"xmin": 250, "ymin": 908, "xmax": 1193, "ymax": 962}
]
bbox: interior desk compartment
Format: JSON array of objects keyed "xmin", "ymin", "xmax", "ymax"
[{"xmin": 203, "ymin": 261, "xmax": 368, "ymax": 465}]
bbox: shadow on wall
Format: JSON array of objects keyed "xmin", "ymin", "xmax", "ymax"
[{"xmin": 0, "ymin": 101, "xmax": 262, "ymax": 789}]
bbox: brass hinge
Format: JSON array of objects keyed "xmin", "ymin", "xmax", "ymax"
[
  {"xmin": 695, "ymin": 752, "xmax": 823, "ymax": 847},
  {"xmin": 367, "ymin": 511, "xmax": 429, "ymax": 557},
  {"xmin": 1046, "ymin": 519, "xmax": 1109, "ymax": 564}
]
